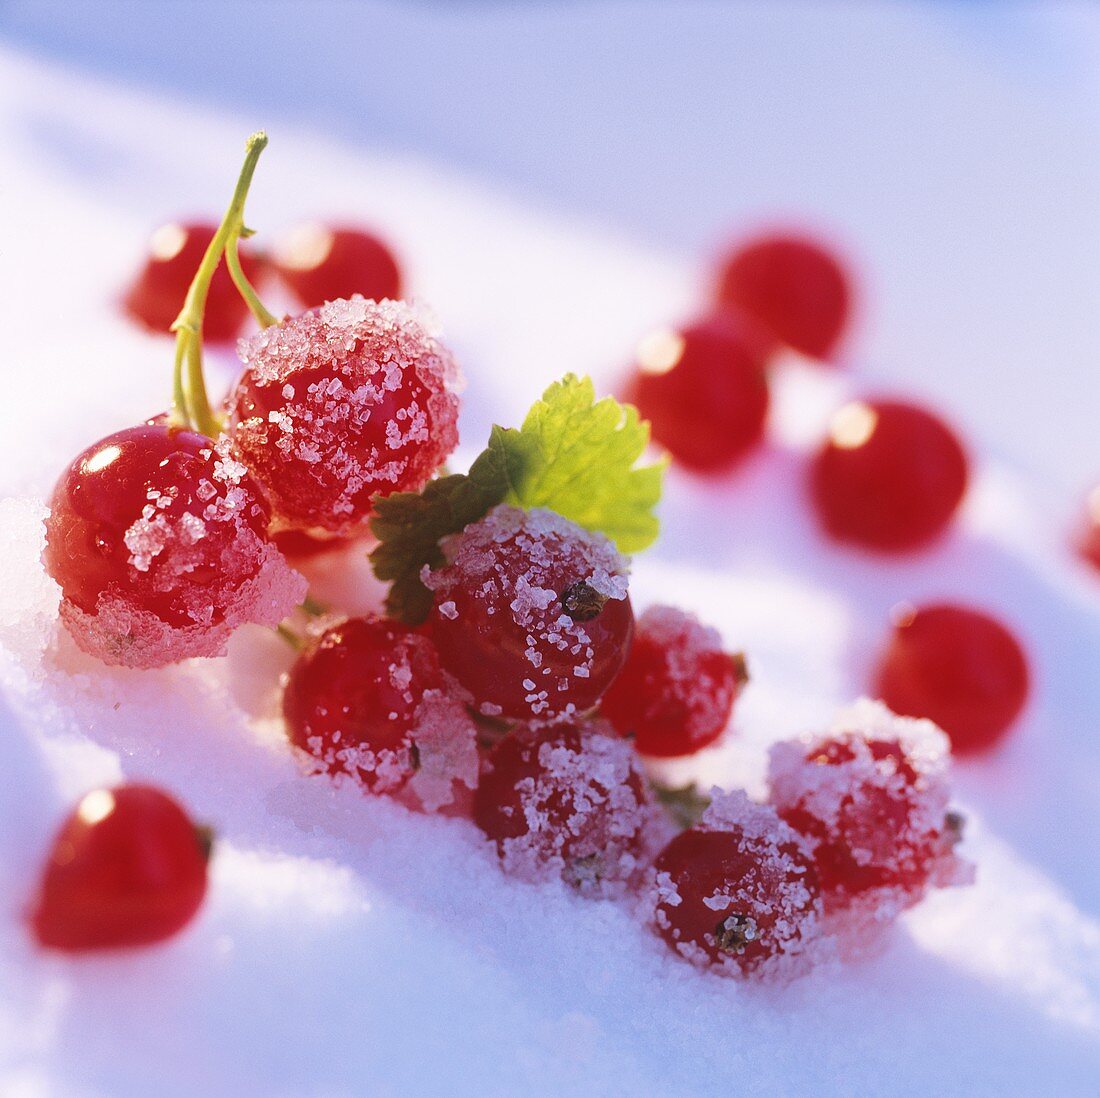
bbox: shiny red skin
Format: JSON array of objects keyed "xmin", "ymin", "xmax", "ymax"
[
  {"xmin": 283, "ymin": 616, "xmax": 445, "ymax": 791},
  {"xmin": 32, "ymin": 785, "xmax": 209, "ymax": 951},
  {"xmin": 273, "ymin": 529, "xmax": 350, "ymax": 559},
  {"xmin": 653, "ymin": 825, "xmax": 819, "ymax": 973},
  {"xmin": 122, "ymin": 220, "xmax": 264, "ymax": 343},
  {"xmin": 600, "ymin": 620, "xmax": 740, "ymax": 758},
  {"xmin": 274, "ymin": 225, "xmax": 402, "ymax": 308},
  {"xmin": 876, "ymin": 604, "xmax": 1030, "ymax": 755},
  {"xmin": 811, "ymin": 399, "xmax": 969, "ymax": 551},
  {"xmin": 716, "ymin": 233, "xmax": 852, "ymax": 361},
  {"xmin": 43, "ymin": 424, "xmax": 270, "ymax": 631},
  {"xmin": 624, "ymin": 315, "xmax": 771, "ymax": 473}
]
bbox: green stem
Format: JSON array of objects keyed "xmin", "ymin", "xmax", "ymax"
[
  {"xmin": 226, "ymin": 234, "xmax": 279, "ymax": 328},
  {"xmin": 169, "ymin": 130, "xmax": 270, "ymax": 435}
]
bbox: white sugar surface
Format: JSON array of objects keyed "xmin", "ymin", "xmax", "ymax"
[{"xmin": 1, "ymin": 45, "xmax": 1099, "ymax": 1097}]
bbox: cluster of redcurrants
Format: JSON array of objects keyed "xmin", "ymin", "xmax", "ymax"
[
  {"xmin": 30, "ymin": 136, "xmax": 967, "ymax": 976},
  {"xmin": 625, "ymin": 232, "xmax": 1039, "ymax": 757}
]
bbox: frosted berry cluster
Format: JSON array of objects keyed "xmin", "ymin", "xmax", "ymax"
[{"xmin": 30, "ymin": 133, "xmax": 982, "ymax": 981}]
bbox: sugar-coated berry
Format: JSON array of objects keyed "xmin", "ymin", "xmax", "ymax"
[
  {"xmin": 768, "ymin": 700, "xmax": 970, "ymax": 922},
  {"xmin": 715, "ymin": 233, "xmax": 851, "ymax": 361},
  {"xmin": 273, "ymin": 223, "xmax": 402, "ymax": 309},
  {"xmin": 1076, "ymin": 485, "xmax": 1100, "ymax": 573},
  {"xmin": 811, "ymin": 399, "xmax": 969, "ymax": 551},
  {"xmin": 426, "ymin": 505, "xmax": 634, "ymax": 722},
  {"xmin": 32, "ymin": 785, "xmax": 209, "ymax": 951},
  {"xmin": 43, "ymin": 424, "xmax": 306, "ymax": 668},
  {"xmin": 875, "ymin": 603, "xmax": 1029, "ymax": 756},
  {"xmin": 283, "ymin": 615, "xmax": 477, "ymax": 810},
  {"xmin": 600, "ymin": 605, "xmax": 745, "ymax": 757},
  {"xmin": 623, "ymin": 315, "xmax": 771, "ymax": 473},
  {"xmin": 651, "ymin": 791, "xmax": 823, "ymax": 978},
  {"xmin": 474, "ymin": 718, "xmax": 661, "ymax": 895},
  {"xmin": 227, "ymin": 298, "xmax": 460, "ymax": 537},
  {"xmin": 121, "ymin": 220, "xmax": 263, "ymax": 343}
]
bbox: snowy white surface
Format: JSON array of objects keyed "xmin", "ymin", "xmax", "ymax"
[{"xmin": 1, "ymin": 12, "xmax": 1100, "ymax": 1095}]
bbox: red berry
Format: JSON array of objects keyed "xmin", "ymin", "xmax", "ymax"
[
  {"xmin": 283, "ymin": 614, "xmax": 477, "ymax": 810},
  {"xmin": 715, "ymin": 233, "xmax": 852, "ymax": 361},
  {"xmin": 43, "ymin": 424, "xmax": 306, "ymax": 667},
  {"xmin": 875, "ymin": 603, "xmax": 1029, "ymax": 756},
  {"xmin": 768, "ymin": 701, "xmax": 969, "ymax": 920},
  {"xmin": 273, "ymin": 223, "xmax": 402, "ymax": 308},
  {"xmin": 600, "ymin": 605, "xmax": 745, "ymax": 757},
  {"xmin": 1076, "ymin": 485, "xmax": 1100, "ymax": 573},
  {"xmin": 273, "ymin": 528, "xmax": 349, "ymax": 559},
  {"xmin": 623, "ymin": 315, "xmax": 770, "ymax": 472},
  {"xmin": 474, "ymin": 718, "xmax": 660, "ymax": 895},
  {"xmin": 810, "ymin": 399, "xmax": 969, "ymax": 551},
  {"xmin": 426, "ymin": 506, "xmax": 634, "ymax": 722},
  {"xmin": 651, "ymin": 791, "xmax": 822, "ymax": 977},
  {"xmin": 226, "ymin": 298, "xmax": 460, "ymax": 537},
  {"xmin": 122, "ymin": 220, "xmax": 263, "ymax": 343},
  {"xmin": 32, "ymin": 785, "xmax": 209, "ymax": 951}
]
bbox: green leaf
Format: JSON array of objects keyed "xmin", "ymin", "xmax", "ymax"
[
  {"xmin": 369, "ymin": 374, "xmax": 665, "ymax": 623},
  {"xmin": 493, "ymin": 374, "xmax": 666, "ymax": 553},
  {"xmin": 369, "ymin": 456, "xmax": 508, "ymax": 623}
]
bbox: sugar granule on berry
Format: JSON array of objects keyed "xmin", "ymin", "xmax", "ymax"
[
  {"xmin": 227, "ymin": 297, "xmax": 461, "ymax": 537},
  {"xmin": 474, "ymin": 719, "xmax": 666, "ymax": 897},
  {"xmin": 44, "ymin": 425, "xmax": 306, "ymax": 668},
  {"xmin": 283, "ymin": 615, "xmax": 477, "ymax": 811},
  {"xmin": 649, "ymin": 790, "xmax": 826, "ymax": 979},
  {"xmin": 600, "ymin": 604, "xmax": 744, "ymax": 757},
  {"xmin": 768, "ymin": 699, "xmax": 972, "ymax": 934},
  {"xmin": 425, "ymin": 505, "xmax": 633, "ymax": 722}
]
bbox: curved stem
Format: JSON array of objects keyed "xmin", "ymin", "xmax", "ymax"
[
  {"xmin": 226, "ymin": 235, "xmax": 279, "ymax": 328},
  {"xmin": 169, "ymin": 130, "xmax": 270, "ymax": 434}
]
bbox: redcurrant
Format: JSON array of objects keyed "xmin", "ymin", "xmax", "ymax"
[
  {"xmin": 651, "ymin": 791, "xmax": 822, "ymax": 977},
  {"xmin": 875, "ymin": 603, "xmax": 1029, "ymax": 755},
  {"xmin": 283, "ymin": 615, "xmax": 477, "ymax": 810},
  {"xmin": 623, "ymin": 315, "xmax": 771, "ymax": 472},
  {"xmin": 43, "ymin": 423, "xmax": 306, "ymax": 667},
  {"xmin": 810, "ymin": 399, "xmax": 969, "ymax": 551},
  {"xmin": 600, "ymin": 605, "xmax": 745, "ymax": 757},
  {"xmin": 226, "ymin": 298, "xmax": 460, "ymax": 537},
  {"xmin": 768, "ymin": 701, "xmax": 969, "ymax": 919},
  {"xmin": 273, "ymin": 223, "xmax": 402, "ymax": 308},
  {"xmin": 715, "ymin": 232, "xmax": 851, "ymax": 361},
  {"xmin": 474, "ymin": 718, "xmax": 660, "ymax": 895},
  {"xmin": 426, "ymin": 505, "xmax": 634, "ymax": 722},
  {"xmin": 32, "ymin": 785, "xmax": 209, "ymax": 951},
  {"xmin": 1076, "ymin": 485, "xmax": 1100, "ymax": 573},
  {"xmin": 122, "ymin": 220, "xmax": 263, "ymax": 343}
]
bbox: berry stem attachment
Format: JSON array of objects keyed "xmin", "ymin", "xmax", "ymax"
[
  {"xmin": 169, "ymin": 131, "xmax": 270, "ymax": 437},
  {"xmin": 226, "ymin": 232, "xmax": 279, "ymax": 329}
]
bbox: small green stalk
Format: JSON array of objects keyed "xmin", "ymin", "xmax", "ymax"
[{"xmin": 169, "ymin": 131, "xmax": 277, "ymax": 436}]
